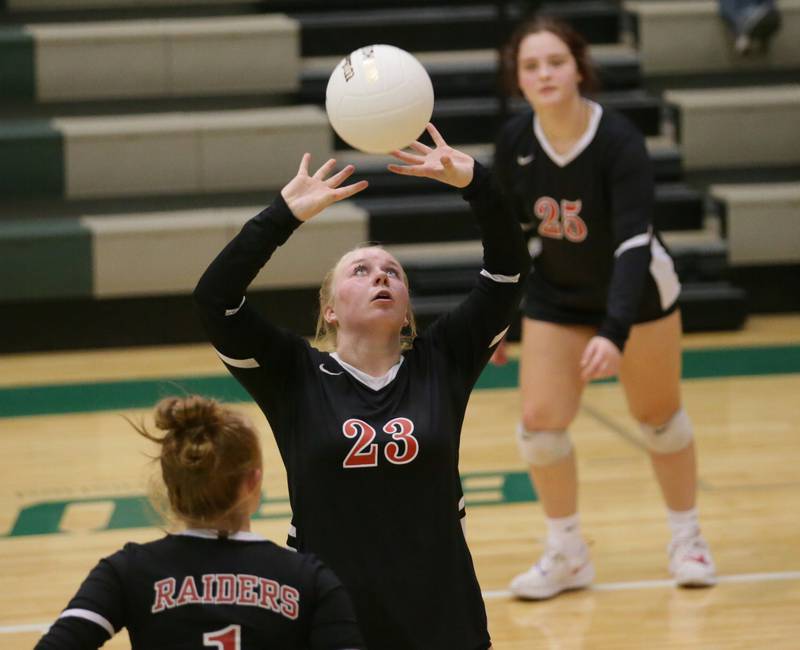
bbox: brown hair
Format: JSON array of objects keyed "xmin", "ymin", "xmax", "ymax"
[
  {"xmin": 503, "ymin": 16, "xmax": 600, "ymax": 97},
  {"xmin": 314, "ymin": 245, "xmax": 417, "ymax": 351},
  {"xmin": 133, "ymin": 396, "xmax": 261, "ymax": 534}
]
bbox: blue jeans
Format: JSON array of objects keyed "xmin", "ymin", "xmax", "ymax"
[{"xmin": 719, "ymin": 0, "xmax": 777, "ymax": 33}]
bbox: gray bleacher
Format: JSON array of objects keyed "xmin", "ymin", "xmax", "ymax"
[{"xmin": 1, "ymin": 0, "xmax": 797, "ymax": 352}]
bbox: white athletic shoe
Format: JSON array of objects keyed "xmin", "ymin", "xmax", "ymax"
[
  {"xmin": 510, "ymin": 544, "xmax": 595, "ymax": 600},
  {"xmin": 669, "ymin": 534, "xmax": 717, "ymax": 587}
]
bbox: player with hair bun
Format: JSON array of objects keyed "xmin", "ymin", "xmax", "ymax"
[
  {"xmin": 35, "ymin": 395, "xmax": 365, "ymax": 650},
  {"xmin": 193, "ymin": 125, "xmax": 530, "ymax": 649},
  {"xmin": 493, "ymin": 16, "xmax": 717, "ymax": 600}
]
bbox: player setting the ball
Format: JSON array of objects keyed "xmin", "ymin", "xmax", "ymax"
[{"xmin": 193, "ymin": 119, "xmax": 530, "ymax": 649}]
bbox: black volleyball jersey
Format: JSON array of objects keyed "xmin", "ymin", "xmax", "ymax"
[
  {"xmin": 35, "ymin": 531, "xmax": 364, "ymax": 650},
  {"xmin": 494, "ymin": 101, "xmax": 681, "ymax": 349},
  {"xmin": 194, "ymin": 164, "xmax": 530, "ymax": 650}
]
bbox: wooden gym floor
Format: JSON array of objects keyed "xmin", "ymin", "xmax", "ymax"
[{"xmin": 1, "ymin": 315, "xmax": 799, "ymax": 648}]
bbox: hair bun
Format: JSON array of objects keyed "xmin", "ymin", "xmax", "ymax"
[
  {"xmin": 153, "ymin": 396, "xmax": 223, "ymax": 471},
  {"xmin": 154, "ymin": 396, "xmax": 220, "ymax": 433}
]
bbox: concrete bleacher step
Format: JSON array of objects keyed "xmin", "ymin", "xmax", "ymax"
[
  {"xmin": 625, "ymin": 0, "xmax": 800, "ymax": 75},
  {"xmin": 665, "ymin": 85, "xmax": 800, "ymax": 170},
  {"xmin": 302, "ymin": 45, "xmax": 642, "ymax": 102},
  {"xmin": 711, "ymin": 181, "xmax": 800, "ymax": 266},
  {"xmin": 0, "ymin": 200, "xmax": 367, "ymax": 303},
  {"xmin": 1, "ymin": 0, "xmax": 602, "ymax": 12},
  {"xmin": 0, "ymin": 14, "xmax": 298, "ymax": 103},
  {"xmin": 1, "ymin": 0, "xmax": 258, "ymax": 21},
  {"xmin": 0, "ymin": 106, "xmax": 331, "ymax": 200},
  {"xmin": 294, "ymin": 2, "xmax": 622, "ymax": 57}
]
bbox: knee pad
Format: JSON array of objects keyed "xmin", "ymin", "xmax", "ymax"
[
  {"xmin": 639, "ymin": 408, "xmax": 693, "ymax": 454},
  {"xmin": 516, "ymin": 425, "xmax": 573, "ymax": 466}
]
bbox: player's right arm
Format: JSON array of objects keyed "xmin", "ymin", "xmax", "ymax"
[
  {"xmin": 34, "ymin": 554, "xmax": 126, "ymax": 650},
  {"xmin": 193, "ymin": 156, "xmax": 368, "ymax": 380}
]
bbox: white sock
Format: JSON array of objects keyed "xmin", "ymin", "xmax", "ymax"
[
  {"xmin": 545, "ymin": 513, "xmax": 583, "ymax": 553},
  {"xmin": 668, "ymin": 507, "xmax": 700, "ymax": 540}
]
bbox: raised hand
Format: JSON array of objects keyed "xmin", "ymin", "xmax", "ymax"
[
  {"xmin": 280, "ymin": 154, "xmax": 369, "ymax": 222},
  {"xmin": 387, "ymin": 123, "xmax": 474, "ymax": 188},
  {"xmin": 580, "ymin": 336, "xmax": 621, "ymax": 382}
]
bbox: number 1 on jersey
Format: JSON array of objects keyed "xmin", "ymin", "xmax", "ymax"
[{"xmin": 204, "ymin": 624, "xmax": 241, "ymax": 650}]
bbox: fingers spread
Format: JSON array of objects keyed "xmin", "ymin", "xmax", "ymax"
[
  {"xmin": 326, "ymin": 164, "xmax": 355, "ymax": 188},
  {"xmin": 409, "ymin": 141, "xmax": 432, "ymax": 155},
  {"xmin": 313, "ymin": 157, "xmax": 338, "ymax": 180},
  {"xmin": 426, "ymin": 122, "xmax": 446, "ymax": 147},
  {"xmin": 390, "ymin": 149, "xmax": 425, "ymax": 164},
  {"xmin": 298, "ymin": 152, "xmax": 311, "ymax": 175},
  {"xmin": 334, "ymin": 179, "xmax": 369, "ymax": 200},
  {"xmin": 387, "ymin": 163, "xmax": 424, "ymax": 176}
]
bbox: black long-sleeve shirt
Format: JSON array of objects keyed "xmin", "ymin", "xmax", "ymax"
[
  {"xmin": 494, "ymin": 101, "xmax": 681, "ymax": 349},
  {"xmin": 194, "ymin": 162, "xmax": 530, "ymax": 650},
  {"xmin": 35, "ymin": 531, "xmax": 364, "ymax": 650}
]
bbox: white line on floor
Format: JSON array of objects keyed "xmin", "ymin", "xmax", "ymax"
[
  {"xmin": 482, "ymin": 569, "xmax": 800, "ymax": 599},
  {"xmin": 4, "ymin": 570, "xmax": 800, "ymax": 635}
]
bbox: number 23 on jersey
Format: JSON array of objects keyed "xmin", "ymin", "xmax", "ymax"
[{"xmin": 342, "ymin": 417, "xmax": 419, "ymax": 469}]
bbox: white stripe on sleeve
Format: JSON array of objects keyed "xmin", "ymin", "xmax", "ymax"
[
  {"xmin": 214, "ymin": 349, "xmax": 260, "ymax": 369},
  {"xmin": 649, "ymin": 238, "xmax": 681, "ymax": 310},
  {"xmin": 614, "ymin": 230, "xmax": 651, "ymax": 258},
  {"xmin": 480, "ymin": 269, "xmax": 520, "ymax": 283},
  {"xmin": 224, "ymin": 296, "xmax": 246, "ymax": 317},
  {"xmin": 490, "ymin": 326, "xmax": 509, "ymax": 348},
  {"xmin": 59, "ymin": 609, "xmax": 114, "ymax": 638}
]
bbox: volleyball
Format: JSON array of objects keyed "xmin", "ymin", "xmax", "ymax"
[{"xmin": 325, "ymin": 44, "xmax": 434, "ymax": 154}]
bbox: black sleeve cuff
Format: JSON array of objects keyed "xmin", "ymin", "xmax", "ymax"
[
  {"xmin": 597, "ymin": 320, "xmax": 629, "ymax": 352},
  {"xmin": 460, "ymin": 161, "xmax": 490, "ymax": 200}
]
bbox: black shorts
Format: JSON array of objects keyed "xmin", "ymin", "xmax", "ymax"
[{"xmin": 522, "ymin": 274, "xmax": 680, "ymax": 327}]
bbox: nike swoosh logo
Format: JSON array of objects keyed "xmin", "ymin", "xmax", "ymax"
[
  {"xmin": 517, "ymin": 154, "xmax": 534, "ymax": 166},
  {"xmin": 319, "ymin": 363, "xmax": 343, "ymax": 376}
]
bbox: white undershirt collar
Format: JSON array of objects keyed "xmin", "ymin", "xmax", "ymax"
[
  {"xmin": 534, "ymin": 99, "xmax": 603, "ymax": 168},
  {"xmin": 177, "ymin": 528, "xmax": 266, "ymax": 542},
  {"xmin": 330, "ymin": 352, "xmax": 404, "ymax": 391}
]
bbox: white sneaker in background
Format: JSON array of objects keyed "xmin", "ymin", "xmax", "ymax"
[
  {"xmin": 669, "ymin": 534, "xmax": 717, "ymax": 587},
  {"xmin": 510, "ymin": 543, "xmax": 594, "ymax": 600}
]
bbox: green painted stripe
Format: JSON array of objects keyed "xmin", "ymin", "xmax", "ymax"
[
  {"xmin": 476, "ymin": 344, "xmax": 800, "ymax": 389},
  {"xmin": 0, "ymin": 120, "xmax": 64, "ymax": 198},
  {"xmin": 0, "ymin": 219, "xmax": 92, "ymax": 300},
  {"xmin": 0, "ymin": 344, "xmax": 798, "ymax": 419},
  {"xmin": 4, "ymin": 470, "xmax": 536, "ymax": 537},
  {"xmin": 0, "ymin": 27, "xmax": 35, "ymax": 100},
  {"xmin": 0, "ymin": 376, "xmax": 251, "ymax": 419}
]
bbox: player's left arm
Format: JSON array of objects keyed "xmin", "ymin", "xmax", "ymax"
[
  {"xmin": 389, "ymin": 125, "xmax": 530, "ymax": 382},
  {"xmin": 307, "ymin": 560, "xmax": 366, "ymax": 649},
  {"xmin": 34, "ymin": 554, "xmax": 126, "ymax": 649},
  {"xmin": 596, "ymin": 130, "xmax": 656, "ymax": 352},
  {"xmin": 440, "ymin": 161, "xmax": 531, "ymax": 380}
]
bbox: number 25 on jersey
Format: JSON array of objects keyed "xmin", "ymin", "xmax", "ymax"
[{"xmin": 534, "ymin": 197, "xmax": 587, "ymax": 242}]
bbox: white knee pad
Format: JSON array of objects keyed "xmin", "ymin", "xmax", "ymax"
[
  {"xmin": 639, "ymin": 408, "xmax": 694, "ymax": 454},
  {"xmin": 516, "ymin": 425, "xmax": 573, "ymax": 466}
]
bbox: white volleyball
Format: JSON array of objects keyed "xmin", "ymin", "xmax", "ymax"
[{"xmin": 325, "ymin": 44, "xmax": 434, "ymax": 154}]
